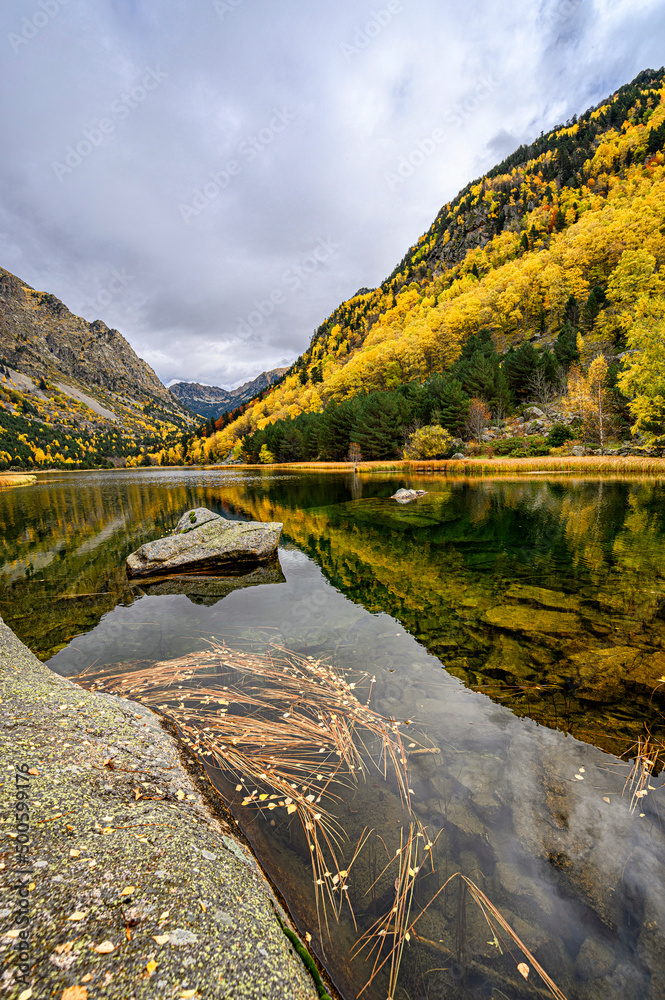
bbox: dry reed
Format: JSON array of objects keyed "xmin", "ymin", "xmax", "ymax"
[
  {"xmin": 79, "ymin": 643, "xmax": 412, "ymax": 936},
  {"xmin": 80, "ymin": 643, "xmax": 569, "ymax": 1000},
  {"xmin": 209, "ymin": 456, "xmax": 665, "ymax": 477}
]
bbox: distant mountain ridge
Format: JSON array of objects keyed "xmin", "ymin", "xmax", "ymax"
[
  {"xmin": 0, "ymin": 267, "xmax": 181, "ymax": 411},
  {"xmin": 0, "ymin": 265, "xmax": 194, "ymax": 469},
  {"xmin": 169, "ymin": 368, "xmax": 288, "ymax": 419}
]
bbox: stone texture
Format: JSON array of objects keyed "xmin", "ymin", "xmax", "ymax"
[
  {"xmin": 485, "ymin": 604, "xmax": 580, "ymax": 634},
  {"xmin": 0, "ymin": 615, "xmax": 318, "ymax": 1000},
  {"xmin": 391, "ymin": 488, "xmax": 428, "ymax": 503},
  {"xmin": 126, "ymin": 508, "xmax": 283, "ymax": 578},
  {"xmin": 0, "ymin": 266, "xmax": 182, "ymax": 412}
]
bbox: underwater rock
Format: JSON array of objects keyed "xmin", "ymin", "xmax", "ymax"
[
  {"xmin": 391, "ymin": 488, "xmax": 429, "ymax": 503},
  {"xmin": 126, "ymin": 507, "xmax": 282, "ymax": 578},
  {"xmin": 485, "ymin": 604, "xmax": 580, "ymax": 634}
]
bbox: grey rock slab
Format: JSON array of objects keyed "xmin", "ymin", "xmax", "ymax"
[
  {"xmin": 0, "ymin": 614, "xmax": 318, "ymax": 1000},
  {"xmin": 126, "ymin": 507, "xmax": 283, "ymax": 578}
]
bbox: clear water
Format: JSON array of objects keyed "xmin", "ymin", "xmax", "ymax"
[{"xmin": 2, "ymin": 468, "xmax": 665, "ymax": 999}]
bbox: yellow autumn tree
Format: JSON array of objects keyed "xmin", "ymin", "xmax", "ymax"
[{"xmin": 617, "ymin": 296, "xmax": 665, "ymax": 445}]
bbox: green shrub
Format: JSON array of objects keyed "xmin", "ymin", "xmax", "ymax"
[
  {"xmin": 546, "ymin": 423, "xmax": 575, "ymax": 447},
  {"xmin": 492, "ymin": 435, "xmax": 550, "ymax": 457}
]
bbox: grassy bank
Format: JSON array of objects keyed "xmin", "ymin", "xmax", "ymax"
[
  {"xmin": 208, "ymin": 456, "xmax": 665, "ymax": 476},
  {"xmin": 0, "ymin": 473, "xmax": 37, "ymax": 487}
]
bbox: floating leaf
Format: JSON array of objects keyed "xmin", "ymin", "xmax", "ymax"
[
  {"xmin": 517, "ymin": 962, "xmax": 529, "ymax": 979},
  {"xmin": 61, "ymin": 988, "xmax": 87, "ymax": 1000},
  {"xmin": 94, "ymin": 941, "xmax": 115, "ymax": 954},
  {"xmin": 603, "ymin": 796, "xmax": 611, "ymax": 803}
]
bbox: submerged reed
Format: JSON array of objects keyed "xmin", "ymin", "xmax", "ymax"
[{"xmin": 81, "ymin": 642, "xmax": 568, "ymax": 1000}]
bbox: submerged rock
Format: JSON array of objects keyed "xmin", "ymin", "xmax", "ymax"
[
  {"xmin": 126, "ymin": 507, "xmax": 282, "ymax": 578},
  {"xmin": 391, "ymin": 488, "xmax": 429, "ymax": 504},
  {"xmin": 485, "ymin": 604, "xmax": 580, "ymax": 634}
]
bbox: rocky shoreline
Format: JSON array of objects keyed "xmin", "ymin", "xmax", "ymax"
[{"xmin": 0, "ymin": 616, "xmax": 321, "ymax": 1000}]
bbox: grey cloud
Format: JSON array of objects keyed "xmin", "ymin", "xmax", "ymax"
[{"xmin": 1, "ymin": 0, "xmax": 664, "ymax": 388}]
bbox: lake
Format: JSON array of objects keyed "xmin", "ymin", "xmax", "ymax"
[{"xmin": 3, "ymin": 468, "xmax": 665, "ymax": 999}]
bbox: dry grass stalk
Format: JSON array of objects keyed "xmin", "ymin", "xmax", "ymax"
[
  {"xmin": 354, "ymin": 857, "xmax": 569, "ymax": 1000},
  {"xmin": 79, "ymin": 643, "xmax": 412, "ymax": 934},
  {"xmin": 212, "ymin": 456, "xmax": 665, "ymax": 476},
  {"xmin": 623, "ymin": 733, "xmax": 661, "ymax": 813},
  {"xmin": 81, "ymin": 645, "xmax": 567, "ymax": 1000}
]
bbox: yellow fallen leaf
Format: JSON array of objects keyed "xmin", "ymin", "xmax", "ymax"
[
  {"xmin": 18, "ymin": 990, "xmax": 32, "ymax": 1000},
  {"xmin": 6, "ymin": 930, "xmax": 20, "ymax": 939},
  {"xmin": 55, "ymin": 942, "xmax": 73, "ymax": 954},
  {"xmin": 80, "ymin": 974, "xmax": 92, "ymax": 983},
  {"xmin": 28, "ymin": 883, "xmax": 35, "ymax": 891},
  {"xmin": 158, "ymin": 911, "xmax": 170, "ymax": 920},
  {"xmin": 176, "ymin": 790, "xmax": 185, "ymax": 801},
  {"xmin": 517, "ymin": 962, "xmax": 529, "ymax": 979},
  {"xmin": 28, "ymin": 768, "xmax": 39, "ymax": 776},
  {"xmin": 94, "ymin": 941, "xmax": 115, "ymax": 954},
  {"xmin": 181, "ymin": 991, "xmax": 197, "ymax": 999},
  {"xmin": 305, "ymin": 932, "xmax": 312, "ymax": 943},
  {"xmin": 287, "ymin": 804, "xmax": 297, "ymax": 815},
  {"xmin": 119, "ymin": 886, "xmax": 135, "ymax": 896},
  {"xmin": 145, "ymin": 959, "xmax": 158, "ymax": 975},
  {"xmin": 70, "ymin": 850, "xmax": 81, "ymax": 858},
  {"xmin": 61, "ymin": 988, "xmax": 87, "ymax": 1000},
  {"xmin": 153, "ymin": 934, "xmax": 169, "ymax": 945},
  {"xmin": 68, "ymin": 911, "xmax": 87, "ymax": 921},
  {"xmin": 603, "ymin": 796, "xmax": 611, "ymax": 804},
  {"xmin": 199, "ymin": 901, "xmax": 207, "ymax": 912}
]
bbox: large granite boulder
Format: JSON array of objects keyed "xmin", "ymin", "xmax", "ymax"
[{"xmin": 126, "ymin": 507, "xmax": 282, "ymax": 578}]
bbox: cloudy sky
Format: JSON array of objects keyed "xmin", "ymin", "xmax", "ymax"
[{"xmin": 1, "ymin": 0, "xmax": 664, "ymax": 388}]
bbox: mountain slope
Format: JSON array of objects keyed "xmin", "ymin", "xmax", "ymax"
[
  {"xmin": 169, "ymin": 368, "xmax": 288, "ymax": 419},
  {"xmin": 0, "ymin": 267, "xmax": 195, "ymax": 469},
  {"xmin": 194, "ymin": 67, "xmax": 665, "ymax": 462}
]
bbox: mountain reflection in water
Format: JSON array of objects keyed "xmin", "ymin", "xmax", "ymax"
[{"xmin": 2, "ymin": 469, "xmax": 665, "ymax": 999}]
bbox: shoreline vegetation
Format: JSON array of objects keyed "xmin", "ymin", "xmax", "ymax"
[
  {"xmin": 25, "ymin": 455, "xmax": 665, "ymax": 478},
  {"xmin": 202, "ymin": 456, "xmax": 665, "ymax": 476},
  {"xmin": 0, "ymin": 473, "xmax": 37, "ymax": 487}
]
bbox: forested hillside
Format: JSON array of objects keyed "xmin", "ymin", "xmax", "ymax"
[
  {"xmin": 0, "ymin": 267, "xmax": 194, "ymax": 469},
  {"xmin": 189, "ymin": 67, "xmax": 665, "ymax": 465}
]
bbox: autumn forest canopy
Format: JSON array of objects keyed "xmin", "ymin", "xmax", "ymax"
[
  {"xmin": 2, "ymin": 68, "xmax": 665, "ymax": 470},
  {"xmin": 178, "ymin": 67, "xmax": 665, "ymax": 467}
]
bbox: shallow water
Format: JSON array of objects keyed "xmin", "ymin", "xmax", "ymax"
[{"xmin": 2, "ymin": 468, "xmax": 665, "ymax": 998}]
